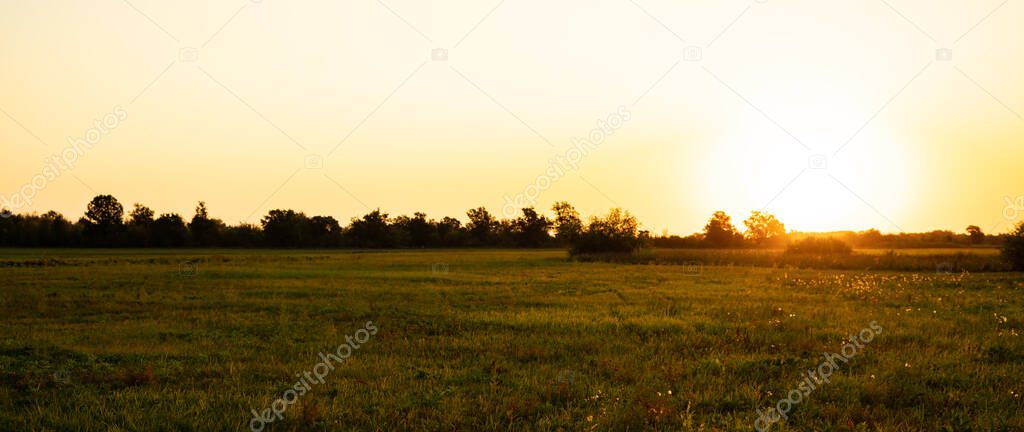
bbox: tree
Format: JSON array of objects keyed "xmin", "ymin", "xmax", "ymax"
[
  {"xmin": 406, "ymin": 212, "xmax": 434, "ymax": 248},
  {"xmin": 308, "ymin": 215, "xmax": 342, "ymax": 247},
  {"xmin": 222, "ymin": 223, "xmax": 263, "ymax": 247},
  {"xmin": 966, "ymin": 225, "xmax": 985, "ymax": 245},
  {"xmin": 435, "ymin": 216, "xmax": 463, "ymax": 247},
  {"xmin": 151, "ymin": 213, "xmax": 188, "ymax": 247},
  {"xmin": 1002, "ymin": 221, "xmax": 1024, "ymax": 270},
  {"xmin": 261, "ymin": 209, "xmax": 311, "ymax": 247},
  {"xmin": 38, "ymin": 211, "xmax": 74, "ymax": 247},
  {"xmin": 127, "ymin": 203, "xmax": 155, "ymax": 246},
  {"xmin": 466, "ymin": 207, "xmax": 497, "ymax": 246},
  {"xmin": 570, "ymin": 208, "xmax": 643, "ymax": 255},
  {"xmin": 858, "ymin": 229, "xmax": 885, "ymax": 247},
  {"xmin": 83, "ymin": 194, "xmax": 124, "ymax": 246},
  {"xmin": 703, "ymin": 211, "xmax": 741, "ymax": 248},
  {"xmin": 495, "ymin": 218, "xmax": 517, "ymax": 247},
  {"xmin": 85, "ymin": 195, "xmax": 124, "ymax": 226},
  {"xmin": 345, "ymin": 210, "xmax": 391, "ymax": 248},
  {"xmin": 513, "ymin": 207, "xmax": 552, "ymax": 247},
  {"xmin": 551, "ymin": 201, "xmax": 582, "ymax": 245},
  {"xmin": 189, "ymin": 201, "xmax": 224, "ymax": 247},
  {"xmin": 743, "ymin": 211, "xmax": 787, "ymax": 246},
  {"xmin": 129, "ymin": 204, "xmax": 155, "ymax": 226}
]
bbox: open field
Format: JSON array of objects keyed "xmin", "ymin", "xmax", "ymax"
[
  {"xmin": 576, "ymin": 248, "xmax": 1013, "ymax": 273},
  {"xmin": 853, "ymin": 248, "xmax": 1001, "ymax": 256},
  {"xmin": 2, "ymin": 249, "xmax": 1023, "ymax": 431}
]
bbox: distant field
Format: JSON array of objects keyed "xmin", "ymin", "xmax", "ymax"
[
  {"xmin": 650, "ymin": 248, "xmax": 1002, "ymax": 255},
  {"xmin": 854, "ymin": 247, "xmax": 1001, "ymax": 256},
  {"xmin": 579, "ymin": 247, "xmax": 1013, "ymax": 273},
  {"xmin": 2, "ymin": 249, "xmax": 1023, "ymax": 431}
]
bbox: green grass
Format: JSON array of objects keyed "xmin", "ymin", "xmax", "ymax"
[
  {"xmin": 575, "ymin": 247, "xmax": 1012, "ymax": 273},
  {"xmin": 1, "ymin": 249, "xmax": 1022, "ymax": 431}
]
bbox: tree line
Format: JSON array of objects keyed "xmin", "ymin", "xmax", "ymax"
[
  {"xmin": 1, "ymin": 194, "xmax": 1017, "ymax": 265},
  {"xmin": 0, "ymin": 195, "xmax": 643, "ymax": 251},
  {"xmin": 652, "ymin": 210, "xmax": 1004, "ymax": 249}
]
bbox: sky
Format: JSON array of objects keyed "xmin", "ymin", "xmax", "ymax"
[{"xmin": 1, "ymin": 0, "xmax": 1022, "ymax": 235}]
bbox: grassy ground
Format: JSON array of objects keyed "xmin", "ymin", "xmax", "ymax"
[
  {"xmin": 1, "ymin": 249, "xmax": 1022, "ymax": 431},
  {"xmin": 575, "ymin": 247, "xmax": 1012, "ymax": 273}
]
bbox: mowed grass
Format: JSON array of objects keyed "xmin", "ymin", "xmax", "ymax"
[{"xmin": 1, "ymin": 249, "xmax": 1023, "ymax": 431}]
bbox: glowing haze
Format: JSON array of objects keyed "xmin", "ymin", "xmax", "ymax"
[{"xmin": 1, "ymin": 0, "xmax": 1022, "ymax": 235}]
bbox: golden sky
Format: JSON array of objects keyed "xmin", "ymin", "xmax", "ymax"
[{"xmin": 1, "ymin": 0, "xmax": 1022, "ymax": 235}]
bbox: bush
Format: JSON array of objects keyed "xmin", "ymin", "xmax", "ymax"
[
  {"xmin": 1002, "ymin": 221, "xmax": 1024, "ymax": 271},
  {"xmin": 570, "ymin": 209, "xmax": 643, "ymax": 255},
  {"xmin": 785, "ymin": 237, "xmax": 853, "ymax": 256}
]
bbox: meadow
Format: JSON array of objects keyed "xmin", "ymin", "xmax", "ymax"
[
  {"xmin": 1, "ymin": 248, "xmax": 1023, "ymax": 431},
  {"xmin": 576, "ymin": 247, "xmax": 1010, "ymax": 273}
]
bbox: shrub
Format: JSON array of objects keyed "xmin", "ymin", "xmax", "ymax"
[
  {"xmin": 1002, "ymin": 221, "xmax": 1024, "ymax": 271},
  {"xmin": 785, "ymin": 237, "xmax": 853, "ymax": 256},
  {"xmin": 569, "ymin": 209, "xmax": 643, "ymax": 255}
]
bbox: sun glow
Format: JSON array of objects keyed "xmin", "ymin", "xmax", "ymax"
[
  {"xmin": 720, "ymin": 104, "xmax": 915, "ymax": 233},
  {"xmin": 1, "ymin": 1, "xmax": 1021, "ymax": 235}
]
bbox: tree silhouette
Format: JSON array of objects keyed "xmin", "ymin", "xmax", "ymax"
[
  {"xmin": 346, "ymin": 209, "xmax": 391, "ymax": 248},
  {"xmin": 552, "ymin": 201, "xmax": 582, "ymax": 245},
  {"xmin": 966, "ymin": 225, "xmax": 985, "ymax": 245},
  {"xmin": 222, "ymin": 223, "xmax": 263, "ymax": 248},
  {"xmin": 436, "ymin": 216, "xmax": 463, "ymax": 247},
  {"xmin": 151, "ymin": 213, "xmax": 188, "ymax": 247},
  {"xmin": 129, "ymin": 204, "xmax": 154, "ymax": 225},
  {"xmin": 190, "ymin": 202, "xmax": 224, "ymax": 247},
  {"xmin": 127, "ymin": 203, "xmax": 155, "ymax": 246},
  {"xmin": 84, "ymin": 195, "xmax": 124, "ymax": 226},
  {"xmin": 406, "ymin": 212, "xmax": 434, "ymax": 248},
  {"xmin": 743, "ymin": 211, "xmax": 786, "ymax": 246},
  {"xmin": 513, "ymin": 207, "xmax": 552, "ymax": 247},
  {"xmin": 0, "ymin": 194, "xmax": 1010, "ymax": 252},
  {"xmin": 570, "ymin": 208, "xmax": 642, "ymax": 255},
  {"xmin": 261, "ymin": 209, "xmax": 309, "ymax": 248},
  {"xmin": 859, "ymin": 229, "xmax": 884, "ymax": 247},
  {"xmin": 83, "ymin": 195, "xmax": 124, "ymax": 246},
  {"xmin": 466, "ymin": 207, "xmax": 496, "ymax": 246},
  {"xmin": 40, "ymin": 211, "xmax": 74, "ymax": 246},
  {"xmin": 308, "ymin": 215, "xmax": 342, "ymax": 248},
  {"xmin": 1002, "ymin": 221, "xmax": 1024, "ymax": 270},
  {"xmin": 703, "ymin": 211, "xmax": 741, "ymax": 247}
]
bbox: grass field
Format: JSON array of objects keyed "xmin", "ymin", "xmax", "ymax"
[
  {"xmin": 578, "ymin": 247, "xmax": 1013, "ymax": 273},
  {"xmin": 2, "ymin": 249, "xmax": 1023, "ymax": 431}
]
